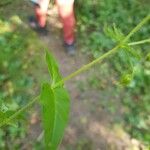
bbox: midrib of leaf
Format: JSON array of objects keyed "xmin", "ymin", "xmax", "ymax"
[
  {"xmin": 50, "ymin": 87, "xmax": 69, "ymax": 148},
  {"xmin": 51, "ymin": 88, "xmax": 57, "ymax": 147}
]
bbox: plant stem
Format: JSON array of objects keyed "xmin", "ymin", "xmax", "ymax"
[
  {"xmin": 53, "ymin": 46, "xmax": 119, "ymax": 88},
  {"xmin": 0, "ymin": 96, "xmax": 40, "ymax": 127},
  {"xmin": 122, "ymin": 15, "xmax": 150, "ymax": 43},
  {"xmin": 128, "ymin": 38, "xmax": 150, "ymax": 46},
  {"xmin": 53, "ymin": 15, "xmax": 150, "ymax": 89},
  {"xmin": 0, "ymin": 15, "xmax": 149, "ymax": 127}
]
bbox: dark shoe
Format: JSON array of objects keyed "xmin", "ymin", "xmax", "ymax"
[
  {"xmin": 35, "ymin": 26, "xmax": 48, "ymax": 36},
  {"xmin": 28, "ymin": 16, "xmax": 48, "ymax": 36},
  {"xmin": 64, "ymin": 42, "xmax": 76, "ymax": 56}
]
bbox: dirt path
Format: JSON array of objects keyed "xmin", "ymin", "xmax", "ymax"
[
  {"xmin": 26, "ymin": 5, "xmax": 144, "ymax": 150},
  {"xmin": 0, "ymin": 1, "xmax": 146, "ymax": 149}
]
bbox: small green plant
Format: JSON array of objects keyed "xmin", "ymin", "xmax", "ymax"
[{"xmin": 0, "ymin": 15, "xmax": 150, "ymax": 149}]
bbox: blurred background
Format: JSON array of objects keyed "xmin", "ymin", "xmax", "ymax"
[{"xmin": 0, "ymin": 0, "xmax": 150, "ymax": 149}]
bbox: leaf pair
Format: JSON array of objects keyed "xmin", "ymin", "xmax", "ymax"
[
  {"xmin": 104, "ymin": 24, "xmax": 142, "ymax": 86},
  {"xmin": 104, "ymin": 24, "xmax": 125, "ymax": 43},
  {"xmin": 40, "ymin": 51, "xmax": 70, "ymax": 150}
]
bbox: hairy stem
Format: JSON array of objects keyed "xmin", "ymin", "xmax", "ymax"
[
  {"xmin": 0, "ymin": 15, "xmax": 149, "ymax": 127},
  {"xmin": 0, "ymin": 96, "xmax": 40, "ymax": 127},
  {"xmin": 128, "ymin": 38, "xmax": 150, "ymax": 46},
  {"xmin": 53, "ymin": 15, "xmax": 150, "ymax": 88}
]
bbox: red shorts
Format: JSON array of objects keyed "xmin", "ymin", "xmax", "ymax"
[{"xmin": 35, "ymin": 0, "xmax": 75, "ymax": 44}]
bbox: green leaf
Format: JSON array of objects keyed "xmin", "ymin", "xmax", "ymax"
[
  {"xmin": 40, "ymin": 51, "xmax": 70, "ymax": 149},
  {"xmin": 119, "ymin": 73, "xmax": 133, "ymax": 86},
  {"xmin": 104, "ymin": 24, "xmax": 125, "ymax": 43},
  {"xmin": 46, "ymin": 50, "xmax": 62, "ymax": 85},
  {"xmin": 40, "ymin": 83, "xmax": 70, "ymax": 150},
  {"xmin": 122, "ymin": 44, "xmax": 141, "ymax": 60}
]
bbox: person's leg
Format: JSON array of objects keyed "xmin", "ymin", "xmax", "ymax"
[
  {"xmin": 56, "ymin": 0, "xmax": 75, "ymax": 45},
  {"xmin": 34, "ymin": 0, "xmax": 50, "ymax": 27}
]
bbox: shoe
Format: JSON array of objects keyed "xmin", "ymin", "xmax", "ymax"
[
  {"xmin": 64, "ymin": 42, "xmax": 76, "ymax": 56},
  {"xmin": 35, "ymin": 26, "xmax": 48, "ymax": 36},
  {"xmin": 28, "ymin": 16, "xmax": 48, "ymax": 36}
]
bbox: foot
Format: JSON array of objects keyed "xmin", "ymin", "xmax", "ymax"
[
  {"xmin": 28, "ymin": 16, "xmax": 48, "ymax": 36},
  {"xmin": 64, "ymin": 42, "xmax": 76, "ymax": 56}
]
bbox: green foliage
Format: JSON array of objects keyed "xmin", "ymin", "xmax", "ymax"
[
  {"xmin": 0, "ymin": 15, "xmax": 149, "ymax": 149},
  {"xmin": 45, "ymin": 51, "xmax": 62, "ymax": 85},
  {"xmin": 76, "ymin": 0, "xmax": 150, "ymax": 144},
  {"xmin": 0, "ymin": 18, "xmax": 41, "ymax": 148},
  {"xmin": 0, "ymin": 20, "xmax": 34, "ymax": 104},
  {"xmin": 0, "ymin": 0, "xmax": 12, "ymax": 6},
  {"xmin": 0, "ymin": 1, "xmax": 149, "ymax": 148},
  {"xmin": 112, "ymin": 25, "xmax": 150, "ymax": 144},
  {"xmin": 40, "ymin": 51, "xmax": 70, "ymax": 149},
  {"xmin": 76, "ymin": 0, "xmax": 150, "ymax": 61}
]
